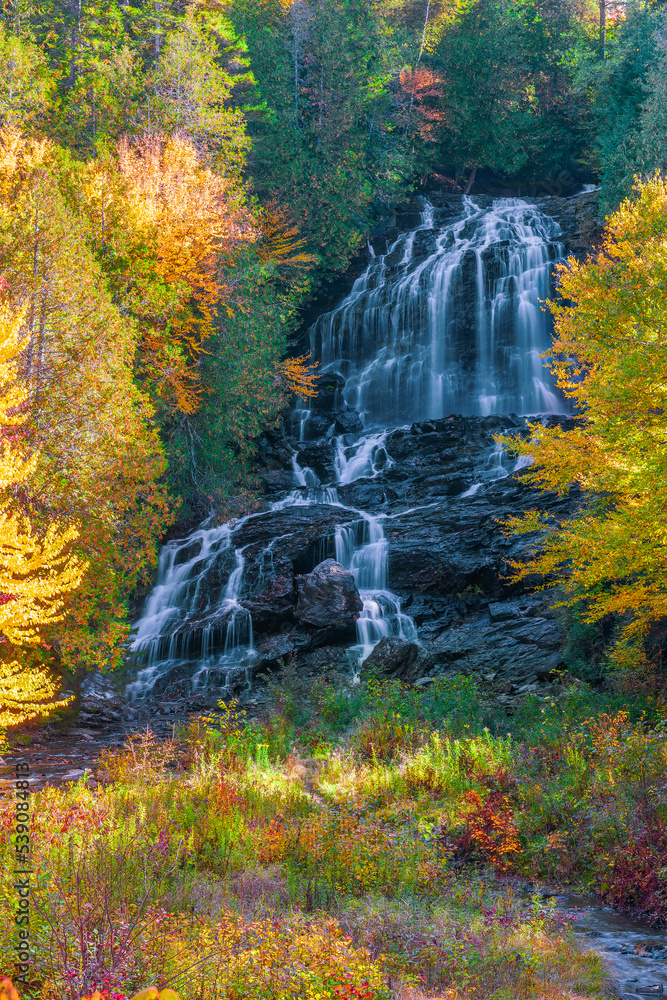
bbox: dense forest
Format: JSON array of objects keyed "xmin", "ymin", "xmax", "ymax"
[
  {"xmin": 0, "ymin": 0, "xmax": 666, "ymax": 698},
  {"xmin": 3, "ymin": 1, "xmax": 667, "ymax": 998}
]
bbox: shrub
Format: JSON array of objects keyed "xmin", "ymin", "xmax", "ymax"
[
  {"xmin": 422, "ymin": 675, "xmax": 484, "ymax": 733},
  {"xmin": 352, "ymin": 711, "xmax": 420, "ymax": 764},
  {"xmin": 98, "ymin": 728, "xmax": 178, "ymax": 785},
  {"xmin": 404, "ymin": 732, "xmax": 514, "ymax": 799},
  {"xmin": 315, "ymin": 679, "xmax": 367, "ymax": 732},
  {"xmin": 130, "ymin": 909, "xmax": 392, "ymax": 1000},
  {"xmin": 257, "ymin": 807, "xmax": 446, "ymax": 899},
  {"xmin": 599, "ymin": 825, "xmax": 667, "ymax": 924},
  {"xmin": 454, "ymin": 791, "xmax": 522, "ymax": 872}
]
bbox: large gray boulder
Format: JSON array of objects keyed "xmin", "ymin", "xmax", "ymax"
[
  {"xmin": 296, "ymin": 559, "xmax": 363, "ymax": 629},
  {"xmin": 361, "ymin": 636, "xmax": 421, "ymax": 681}
]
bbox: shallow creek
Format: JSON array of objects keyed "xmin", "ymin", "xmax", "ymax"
[{"xmin": 552, "ymin": 891, "xmax": 667, "ymax": 996}]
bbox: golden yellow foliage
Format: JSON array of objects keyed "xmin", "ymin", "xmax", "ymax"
[
  {"xmin": 501, "ymin": 175, "xmax": 667, "ymax": 671},
  {"xmin": 0, "ymin": 657, "xmax": 73, "ymax": 727},
  {"xmin": 2, "ymin": 984, "xmax": 182, "ymax": 1000},
  {"xmin": 0, "ymin": 127, "xmax": 172, "ymax": 673},
  {"xmin": 276, "ymin": 353, "xmax": 319, "ymax": 399},
  {"xmin": 0, "ymin": 301, "xmax": 87, "ymax": 646},
  {"xmin": 256, "ymin": 199, "xmax": 318, "ymax": 274},
  {"xmin": 0, "ymin": 512, "xmax": 85, "ymax": 645}
]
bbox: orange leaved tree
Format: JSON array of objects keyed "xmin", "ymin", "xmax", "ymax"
[
  {"xmin": 0, "ymin": 127, "xmax": 173, "ymax": 676},
  {"xmin": 79, "ymin": 132, "xmax": 255, "ymax": 417}
]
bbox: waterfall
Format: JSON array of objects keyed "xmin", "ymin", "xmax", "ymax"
[
  {"xmin": 311, "ymin": 197, "xmax": 566, "ymax": 427},
  {"xmin": 331, "ymin": 435, "xmax": 418, "ymax": 665},
  {"xmin": 335, "ymin": 514, "xmax": 417, "ymax": 664},
  {"xmin": 128, "ymin": 436, "xmax": 417, "ymax": 697},
  {"xmin": 128, "ymin": 195, "xmax": 567, "ymax": 701},
  {"xmin": 334, "ymin": 432, "xmax": 392, "ymax": 484}
]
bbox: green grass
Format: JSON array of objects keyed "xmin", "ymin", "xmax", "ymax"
[{"xmin": 3, "ymin": 666, "xmax": 663, "ymax": 1000}]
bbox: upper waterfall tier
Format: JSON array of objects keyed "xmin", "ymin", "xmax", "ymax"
[{"xmin": 310, "ymin": 197, "xmax": 567, "ymax": 427}]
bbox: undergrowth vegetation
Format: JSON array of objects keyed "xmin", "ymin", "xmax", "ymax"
[{"xmin": 6, "ymin": 666, "xmax": 667, "ymax": 998}]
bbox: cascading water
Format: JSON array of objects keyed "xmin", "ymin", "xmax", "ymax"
[
  {"xmin": 128, "ymin": 438, "xmax": 417, "ymax": 698},
  {"xmin": 335, "ymin": 432, "xmax": 392, "ymax": 484},
  {"xmin": 126, "ymin": 522, "xmax": 257, "ymax": 701},
  {"xmin": 331, "ymin": 436, "xmax": 418, "ymax": 666},
  {"xmin": 311, "ymin": 197, "xmax": 566, "ymax": 427},
  {"xmin": 128, "ymin": 195, "xmax": 568, "ymax": 701}
]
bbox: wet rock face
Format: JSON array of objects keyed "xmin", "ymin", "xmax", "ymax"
[
  {"xmin": 296, "ymin": 559, "xmax": 363, "ymax": 630},
  {"xmin": 127, "ymin": 407, "xmax": 581, "ymax": 707},
  {"xmin": 79, "ymin": 670, "xmax": 123, "ymax": 725},
  {"xmin": 253, "ymin": 414, "xmax": 579, "ymax": 691}
]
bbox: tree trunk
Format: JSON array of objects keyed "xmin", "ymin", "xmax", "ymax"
[
  {"xmin": 26, "ymin": 204, "xmax": 39, "ymax": 378},
  {"xmin": 464, "ymin": 165, "xmax": 477, "ymax": 194},
  {"xmin": 155, "ymin": 1, "xmax": 162, "ymax": 59},
  {"xmin": 121, "ymin": 0, "xmax": 131, "ymax": 36},
  {"xmin": 599, "ymin": 0, "xmax": 606, "ymax": 60},
  {"xmin": 404, "ymin": 0, "xmax": 432, "ymax": 137}
]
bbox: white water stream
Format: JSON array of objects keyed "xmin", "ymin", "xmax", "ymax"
[{"xmin": 128, "ymin": 433, "xmax": 419, "ymax": 699}]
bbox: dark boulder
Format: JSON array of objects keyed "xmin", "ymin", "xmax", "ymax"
[
  {"xmin": 296, "ymin": 559, "xmax": 363, "ymax": 630},
  {"xmin": 257, "ymin": 468, "xmax": 296, "ymax": 493},
  {"xmin": 361, "ymin": 636, "xmax": 421, "ymax": 681},
  {"xmin": 334, "ymin": 410, "xmax": 364, "ymax": 435},
  {"xmin": 244, "ymin": 569, "xmax": 296, "ymax": 630},
  {"xmin": 313, "ymin": 371, "xmax": 345, "ymax": 412}
]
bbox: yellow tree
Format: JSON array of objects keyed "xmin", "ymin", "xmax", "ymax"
[
  {"xmin": 502, "ymin": 175, "xmax": 667, "ymax": 678},
  {"xmin": 0, "ymin": 301, "xmax": 86, "ymax": 726},
  {"xmin": 0, "ymin": 127, "xmax": 173, "ymax": 676}
]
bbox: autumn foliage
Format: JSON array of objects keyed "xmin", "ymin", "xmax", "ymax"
[
  {"xmin": 455, "ymin": 790, "xmax": 521, "ymax": 871},
  {"xmin": 88, "ymin": 133, "xmax": 255, "ymax": 415},
  {"xmin": 0, "ymin": 980, "xmax": 19, "ymax": 1000},
  {"xmin": 0, "ymin": 675, "xmax": 626, "ymax": 997},
  {"xmin": 398, "ymin": 67, "xmax": 446, "ymax": 142},
  {"xmin": 0, "ymin": 300, "xmax": 84, "ymax": 724},
  {"xmin": 0, "ymin": 301, "xmax": 86, "ymax": 645},
  {"xmin": 0, "ymin": 127, "xmax": 173, "ymax": 675},
  {"xmin": 503, "ymin": 175, "xmax": 667, "ymax": 674},
  {"xmin": 1, "ymin": 982, "xmax": 183, "ymax": 1000}
]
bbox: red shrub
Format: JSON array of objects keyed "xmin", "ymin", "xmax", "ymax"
[
  {"xmin": 600, "ymin": 824, "xmax": 667, "ymax": 925},
  {"xmin": 455, "ymin": 791, "xmax": 521, "ymax": 872},
  {"xmin": 216, "ymin": 771, "xmax": 241, "ymax": 813}
]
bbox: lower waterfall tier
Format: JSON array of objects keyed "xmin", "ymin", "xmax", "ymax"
[{"xmin": 127, "ymin": 413, "xmax": 580, "ymax": 705}]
